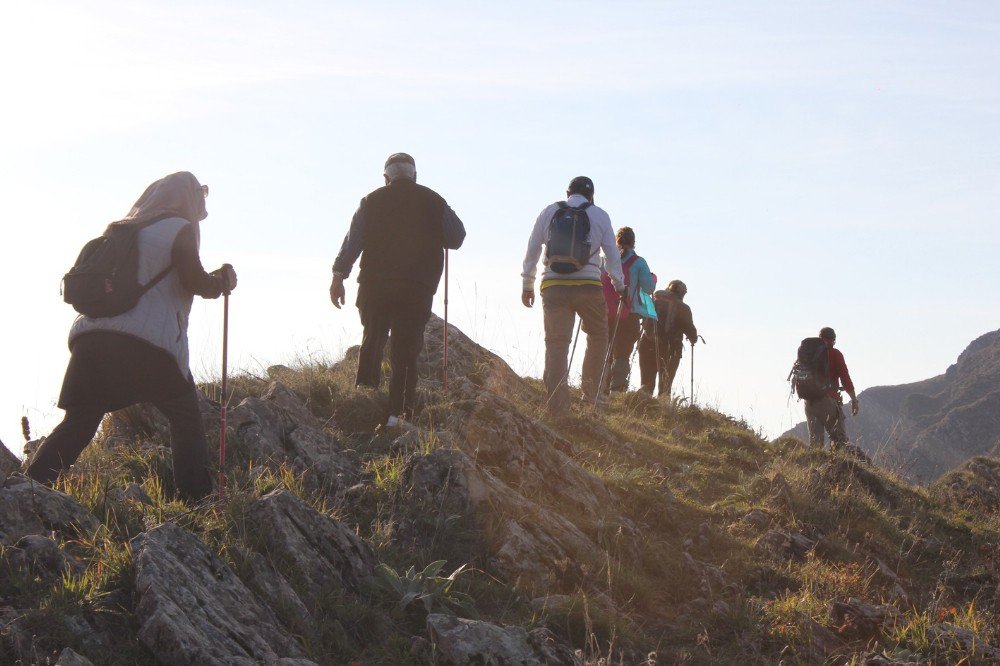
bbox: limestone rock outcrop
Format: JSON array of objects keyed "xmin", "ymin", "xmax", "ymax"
[
  {"xmin": 0, "ymin": 475, "xmax": 98, "ymax": 546},
  {"xmin": 427, "ymin": 613, "xmax": 580, "ymax": 666},
  {"xmin": 131, "ymin": 521, "xmax": 312, "ymax": 665}
]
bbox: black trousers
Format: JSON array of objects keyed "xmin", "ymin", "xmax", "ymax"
[
  {"xmin": 638, "ymin": 335, "xmax": 683, "ymax": 398},
  {"xmin": 27, "ymin": 386, "xmax": 213, "ymax": 502},
  {"xmin": 356, "ymin": 293, "xmax": 430, "ymax": 417}
]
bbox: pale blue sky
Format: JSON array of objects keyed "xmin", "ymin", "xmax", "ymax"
[{"xmin": 2, "ymin": 1, "xmax": 998, "ymax": 456}]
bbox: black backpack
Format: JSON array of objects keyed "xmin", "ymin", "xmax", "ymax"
[
  {"xmin": 788, "ymin": 337, "xmax": 832, "ymax": 401},
  {"xmin": 62, "ymin": 214, "xmax": 174, "ymax": 318},
  {"xmin": 546, "ymin": 202, "xmax": 593, "ymax": 274}
]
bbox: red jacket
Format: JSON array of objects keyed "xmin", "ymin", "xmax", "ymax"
[{"xmin": 827, "ymin": 346, "xmax": 855, "ymax": 398}]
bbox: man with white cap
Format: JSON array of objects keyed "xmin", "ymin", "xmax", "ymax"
[{"xmin": 331, "ymin": 153, "xmax": 466, "ymax": 426}]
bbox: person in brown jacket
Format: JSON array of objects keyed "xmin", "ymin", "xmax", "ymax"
[{"xmin": 638, "ymin": 280, "xmax": 697, "ymax": 398}]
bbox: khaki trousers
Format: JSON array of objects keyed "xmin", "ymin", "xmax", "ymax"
[
  {"xmin": 541, "ymin": 285, "xmax": 608, "ymax": 412},
  {"xmin": 805, "ymin": 395, "xmax": 848, "ymax": 449}
]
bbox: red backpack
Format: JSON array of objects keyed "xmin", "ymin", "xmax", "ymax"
[{"xmin": 601, "ymin": 254, "xmax": 638, "ymax": 320}]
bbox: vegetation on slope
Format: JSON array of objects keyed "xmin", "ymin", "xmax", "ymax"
[{"xmin": 2, "ymin": 343, "xmax": 999, "ymax": 664}]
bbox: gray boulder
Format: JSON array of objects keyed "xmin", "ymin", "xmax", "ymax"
[
  {"xmin": 55, "ymin": 647, "xmax": 95, "ymax": 665},
  {"xmin": 225, "ymin": 393, "xmax": 356, "ymax": 490},
  {"xmin": 405, "ymin": 448, "xmax": 604, "ymax": 591},
  {"xmin": 131, "ymin": 521, "xmax": 312, "ymax": 665},
  {"xmin": 0, "ymin": 475, "xmax": 99, "ymax": 546},
  {"xmin": 246, "ymin": 489, "xmax": 375, "ymax": 604},
  {"xmin": 0, "ymin": 442, "xmax": 20, "ymax": 477},
  {"xmin": 427, "ymin": 613, "xmax": 580, "ymax": 666},
  {"xmin": 2, "ymin": 534, "xmax": 84, "ymax": 580}
]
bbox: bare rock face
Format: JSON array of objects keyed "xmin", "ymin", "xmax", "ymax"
[
  {"xmin": 405, "ymin": 448, "xmax": 604, "ymax": 591},
  {"xmin": 0, "ymin": 475, "xmax": 99, "ymax": 546},
  {"xmin": 926, "ymin": 623, "xmax": 1000, "ymax": 664},
  {"xmin": 246, "ymin": 489, "xmax": 375, "ymax": 603},
  {"xmin": 0, "ymin": 443, "xmax": 20, "ymax": 477},
  {"xmin": 225, "ymin": 391, "xmax": 357, "ymax": 491},
  {"xmin": 1, "ymin": 534, "xmax": 84, "ymax": 580},
  {"xmin": 55, "ymin": 647, "xmax": 95, "ymax": 666},
  {"xmin": 828, "ymin": 598, "xmax": 899, "ymax": 642},
  {"xmin": 427, "ymin": 613, "xmax": 581, "ymax": 666},
  {"xmin": 419, "ymin": 314, "xmax": 537, "ymax": 403},
  {"xmin": 130, "ymin": 521, "xmax": 312, "ymax": 665},
  {"xmin": 108, "ymin": 381, "xmax": 357, "ymax": 492}
]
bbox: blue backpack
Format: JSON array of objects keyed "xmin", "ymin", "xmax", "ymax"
[{"xmin": 546, "ymin": 202, "xmax": 593, "ymax": 274}]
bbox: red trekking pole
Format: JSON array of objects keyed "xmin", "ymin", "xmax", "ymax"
[
  {"xmin": 218, "ymin": 291, "xmax": 229, "ymax": 502},
  {"xmin": 443, "ymin": 249, "xmax": 449, "ymax": 391}
]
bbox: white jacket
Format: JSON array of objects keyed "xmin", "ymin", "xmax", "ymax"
[
  {"xmin": 69, "ymin": 217, "xmax": 195, "ymax": 377},
  {"xmin": 521, "ymin": 194, "xmax": 624, "ymax": 291}
]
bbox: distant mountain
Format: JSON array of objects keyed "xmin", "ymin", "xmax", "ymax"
[{"xmin": 783, "ymin": 329, "xmax": 1000, "ymax": 483}]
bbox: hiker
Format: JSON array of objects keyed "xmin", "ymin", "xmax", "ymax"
[
  {"xmin": 330, "ymin": 153, "xmax": 466, "ymax": 427},
  {"xmin": 27, "ymin": 172, "xmax": 237, "ymax": 502},
  {"xmin": 638, "ymin": 280, "xmax": 697, "ymax": 398},
  {"xmin": 602, "ymin": 226, "xmax": 655, "ymax": 392},
  {"xmin": 521, "ymin": 176, "xmax": 624, "ymax": 413},
  {"xmin": 800, "ymin": 327, "xmax": 859, "ymax": 450}
]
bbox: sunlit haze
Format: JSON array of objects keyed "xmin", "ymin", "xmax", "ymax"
[{"xmin": 2, "ymin": 1, "xmax": 998, "ymax": 457}]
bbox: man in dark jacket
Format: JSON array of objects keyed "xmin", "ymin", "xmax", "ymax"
[
  {"xmin": 330, "ymin": 153, "xmax": 466, "ymax": 426},
  {"xmin": 638, "ymin": 280, "xmax": 697, "ymax": 398}
]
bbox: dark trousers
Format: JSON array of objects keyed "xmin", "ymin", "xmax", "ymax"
[
  {"xmin": 27, "ymin": 387, "xmax": 213, "ymax": 502},
  {"xmin": 356, "ymin": 294, "xmax": 430, "ymax": 417},
  {"xmin": 638, "ymin": 335, "xmax": 683, "ymax": 398},
  {"xmin": 605, "ymin": 313, "xmax": 642, "ymax": 392}
]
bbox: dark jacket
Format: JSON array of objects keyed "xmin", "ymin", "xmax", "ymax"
[
  {"xmin": 642, "ymin": 296, "xmax": 697, "ymax": 351},
  {"xmin": 333, "ymin": 179, "xmax": 466, "ymax": 306}
]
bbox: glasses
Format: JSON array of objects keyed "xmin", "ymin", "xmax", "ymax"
[{"xmin": 200, "ymin": 184, "xmax": 209, "ymax": 198}]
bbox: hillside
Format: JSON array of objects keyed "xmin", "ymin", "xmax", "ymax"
[
  {"xmin": 2, "ymin": 318, "xmax": 999, "ymax": 665},
  {"xmin": 784, "ymin": 329, "xmax": 1000, "ymax": 483}
]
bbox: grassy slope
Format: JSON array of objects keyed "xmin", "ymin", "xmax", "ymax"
[{"xmin": 2, "ymin": 358, "xmax": 998, "ymax": 665}]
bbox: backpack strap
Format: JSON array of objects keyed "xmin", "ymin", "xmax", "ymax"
[{"xmin": 138, "ymin": 263, "xmax": 174, "ymax": 294}]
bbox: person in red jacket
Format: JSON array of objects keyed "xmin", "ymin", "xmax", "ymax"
[{"xmin": 806, "ymin": 326, "xmax": 860, "ymax": 450}]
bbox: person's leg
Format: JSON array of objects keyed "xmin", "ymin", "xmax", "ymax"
[
  {"xmin": 637, "ymin": 335, "xmax": 657, "ymax": 394},
  {"xmin": 662, "ymin": 343, "xmax": 682, "ymax": 398},
  {"xmin": 387, "ymin": 304, "xmax": 429, "ymax": 419},
  {"xmin": 541, "ymin": 286, "xmax": 576, "ymax": 413},
  {"xmin": 609, "ymin": 314, "xmax": 641, "ymax": 391},
  {"xmin": 804, "ymin": 398, "xmax": 829, "ymax": 447},
  {"xmin": 828, "ymin": 402, "xmax": 849, "ymax": 451},
  {"xmin": 576, "ymin": 286, "xmax": 610, "ymax": 400},
  {"xmin": 356, "ymin": 296, "xmax": 392, "ymax": 389},
  {"xmin": 153, "ymin": 387, "xmax": 213, "ymax": 502},
  {"xmin": 26, "ymin": 407, "xmax": 106, "ymax": 485}
]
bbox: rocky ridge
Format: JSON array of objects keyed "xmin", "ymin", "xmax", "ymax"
[{"xmin": 1, "ymin": 316, "xmax": 998, "ymax": 664}]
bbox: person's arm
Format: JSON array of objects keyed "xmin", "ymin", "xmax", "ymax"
[
  {"xmin": 835, "ymin": 350, "xmax": 859, "ymax": 414},
  {"xmin": 520, "ymin": 208, "xmax": 549, "ymax": 307},
  {"xmin": 599, "ymin": 216, "xmax": 625, "ymax": 293},
  {"xmin": 330, "ymin": 202, "xmax": 366, "ymax": 308},
  {"xmin": 684, "ymin": 305, "xmax": 698, "ymax": 344},
  {"xmin": 636, "ymin": 257, "xmax": 655, "ymax": 295},
  {"xmin": 172, "ymin": 224, "xmax": 225, "ymax": 298},
  {"xmin": 442, "ymin": 203, "xmax": 466, "ymax": 250},
  {"xmin": 332, "ymin": 203, "xmax": 366, "ymax": 278}
]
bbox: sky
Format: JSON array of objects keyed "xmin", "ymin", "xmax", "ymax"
[{"xmin": 1, "ymin": 1, "xmax": 998, "ymax": 458}]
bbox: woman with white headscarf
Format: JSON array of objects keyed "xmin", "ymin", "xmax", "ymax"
[{"xmin": 28, "ymin": 172, "xmax": 237, "ymax": 502}]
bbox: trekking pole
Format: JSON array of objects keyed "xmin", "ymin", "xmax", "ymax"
[
  {"xmin": 218, "ymin": 291, "xmax": 229, "ymax": 502},
  {"xmin": 443, "ymin": 249, "xmax": 449, "ymax": 392},
  {"xmin": 596, "ymin": 295, "xmax": 626, "ymax": 407},
  {"xmin": 652, "ymin": 325, "xmax": 663, "ymax": 397},
  {"xmin": 690, "ymin": 334, "xmax": 706, "ymax": 404},
  {"xmin": 542, "ymin": 316, "xmax": 582, "ymax": 413}
]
